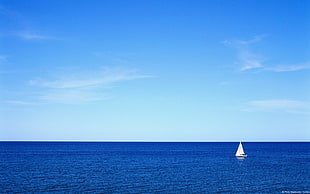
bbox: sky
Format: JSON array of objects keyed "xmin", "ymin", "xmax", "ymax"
[{"xmin": 0, "ymin": 0, "xmax": 309, "ymax": 141}]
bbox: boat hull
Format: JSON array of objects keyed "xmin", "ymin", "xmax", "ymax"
[{"xmin": 236, "ymin": 155, "xmax": 248, "ymax": 158}]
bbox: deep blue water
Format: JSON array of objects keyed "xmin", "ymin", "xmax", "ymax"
[{"xmin": 0, "ymin": 142, "xmax": 309, "ymax": 193}]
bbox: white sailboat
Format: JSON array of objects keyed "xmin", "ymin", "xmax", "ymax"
[{"xmin": 235, "ymin": 141, "xmax": 247, "ymax": 158}]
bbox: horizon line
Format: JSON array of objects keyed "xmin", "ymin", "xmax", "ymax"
[{"xmin": 0, "ymin": 140, "xmax": 309, "ymax": 142}]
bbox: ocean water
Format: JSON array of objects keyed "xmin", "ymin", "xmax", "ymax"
[{"xmin": 0, "ymin": 142, "xmax": 309, "ymax": 193}]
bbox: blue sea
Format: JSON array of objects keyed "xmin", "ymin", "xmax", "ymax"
[{"xmin": 0, "ymin": 142, "xmax": 309, "ymax": 193}]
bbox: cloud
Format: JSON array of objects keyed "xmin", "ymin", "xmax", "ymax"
[
  {"xmin": 29, "ymin": 67, "xmax": 152, "ymax": 89},
  {"xmin": 1, "ymin": 5, "xmax": 52, "ymax": 40},
  {"xmin": 250, "ymin": 100, "xmax": 305, "ymax": 109},
  {"xmin": 219, "ymin": 81, "xmax": 230, "ymax": 86},
  {"xmin": 223, "ymin": 34, "xmax": 266, "ymax": 47},
  {"xmin": 5, "ymin": 100, "xmax": 36, "ymax": 105},
  {"xmin": 223, "ymin": 35, "xmax": 266, "ymax": 71},
  {"xmin": 223, "ymin": 35, "xmax": 309, "ymax": 73},
  {"xmin": 238, "ymin": 50, "xmax": 264, "ymax": 71},
  {"xmin": 0, "ymin": 55, "xmax": 8, "ymax": 68},
  {"xmin": 265, "ymin": 63, "xmax": 310, "ymax": 72},
  {"xmin": 29, "ymin": 66, "xmax": 152, "ymax": 104},
  {"xmin": 247, "ymin": 99, "xmax": 309, "ymax": 114},
  {"xmin": 38, "ymin": 89, "xmax": 110, "ymax": 104},
  {"xmin": 18, "ymin": 32, "xmax": 51, "ymax": 40}
]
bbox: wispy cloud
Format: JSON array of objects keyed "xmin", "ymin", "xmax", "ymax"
[
  {"xmin": 223, "ymin": 34, "xmax": 266, "ymax": 47},
  {"xmin": 246, "ymin": 99, "xmax": 309, "ymax": 114},
  {"xmin": 250, "ymin": 100, "xmax": 305, "ymax": 109},
  {"xmin": 29, "ymin": 67, "xmax": 152, "ymax": 89},
  {"xmin": 223, "ymin": 35, "xmax": 310, "ymax": 73},
  {"xmin": 223, "ymin": 35, "xmax": 266, "ymax": 72},
  {"xmin": 219, "ymin": 81, "xmax": 230, "ymax": 86},
  {"xmin": 5, "ymin": 100, "xmax": 36, "ymax": 105},
  {"xmin": 265, "ymin": 63, "xmax": 310, "ymax": 72},
  {"xmin": 1, "ymin": 5, "xmax": 52, "ymax": 41},
  {"xmin": 238, "ymin": 50, "xmax": 264, "ymax": 71},
  {"xmin": 0, "ymin": 55, "xmax": 8, "ymax": 68},
  {"xmin": 38, "ymin": 89, "xmax": 110, "ymax": 104},
  {"xmin": 18, "ymin": 32, "xmax": 51, "ymax": 40},
  {"xmin": 28, "ymin": 66, "xmax": 152, "ymax": 104}
]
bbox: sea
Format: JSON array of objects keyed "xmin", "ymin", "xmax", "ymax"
[{"xmin": 0, "ymin": 142, "xmax": 309, "ymax": 193}]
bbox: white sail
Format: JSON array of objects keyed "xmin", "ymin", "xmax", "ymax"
[{"xmin": 235, "ymin": 141, "xmax": 246, "ymax": 157}]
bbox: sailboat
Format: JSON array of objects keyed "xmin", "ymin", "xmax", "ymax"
[{"xmin": 235, "ymin": 141, "xmax": 247, "ymax": 158}]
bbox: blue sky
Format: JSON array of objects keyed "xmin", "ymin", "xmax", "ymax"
[{"xmin": 1, "ymin": 0, "xmax": 309, "ymax": 141}]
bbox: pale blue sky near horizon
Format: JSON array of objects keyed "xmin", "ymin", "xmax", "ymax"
[{"xmin": 0, "ymin": 0, "xmax": 309, "ymax": 141}]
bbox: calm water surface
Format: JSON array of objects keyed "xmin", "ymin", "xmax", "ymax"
[{"xmin": 0, "ymin": 142, "xmax": 309, "ymax": 193}]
